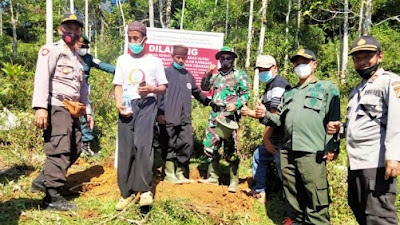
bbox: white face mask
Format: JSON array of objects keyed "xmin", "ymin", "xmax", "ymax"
[
  {"xmin": 77, "ymin": 48, "xmax": 88, "ymax": 56},
  {"xmin": 294, "ymin": 63, "xmax": 312, "ymax": 79}
]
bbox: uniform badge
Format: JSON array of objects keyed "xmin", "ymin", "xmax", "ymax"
[
  {"xmin": 62, "ymin": 67, "xmax": 70, "ymax": 74},
  {"xmin": 370, "ymin": 74, "xmax": 377, "ymax": 82},
  {"xmin": 186, "ymin": 83, "xmax": 192, "ymax": 90},
  {"xmin": 357, "ymin": 38, "xmax": 366, "ymax": 45},
  {"xmin": 41, "ymin": 48, "xmax": 50, "ymax": 56},
  {"xmin": 395, "ymin": 89, "xmax": 400, "ymax": 98}
]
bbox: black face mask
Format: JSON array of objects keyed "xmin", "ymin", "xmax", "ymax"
[
  {"xmin": 356, "ymin": 63, "xmax": 380, "ymax": 80},
  {"xmin": 220, "ymin": 57, "xmax": 234, "ymax": 70}
]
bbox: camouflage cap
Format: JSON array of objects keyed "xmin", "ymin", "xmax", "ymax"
[
  {"xmin": 349, "ymin": 36, "xmax": 381, "ymax": 55},
  {"xmin": 216, "ymin": 46, "xmax": 238, "ymax": 60},
  {"xmin": 290, "ymin": 49, "xmax": 316, "ymax": 62},
  {"xmin": 61, "ymin": 13, "xmax": 83, "ymax": 27}
]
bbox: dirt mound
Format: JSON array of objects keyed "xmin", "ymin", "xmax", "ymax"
[{"xmin": 66, "ymin": 158, "xmax": 256, "ymax": 220}]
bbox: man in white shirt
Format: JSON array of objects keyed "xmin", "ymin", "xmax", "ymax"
[{"xmin": 112, "ymin": 21, "xmax": 168, "ymax": 211}]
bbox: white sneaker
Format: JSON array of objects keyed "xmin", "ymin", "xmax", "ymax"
[
  {"xmin": 139, "ymin": 191, "xmax": 154, "ymax": 207},
  {"xmin": 115, "ymin": 195, "xmax": 134, "ymax": 211}
]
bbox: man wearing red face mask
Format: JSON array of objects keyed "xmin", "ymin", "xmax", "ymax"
[{"xmin": 31, "ymin": 13, "xmax": 92, "ymax": 211}]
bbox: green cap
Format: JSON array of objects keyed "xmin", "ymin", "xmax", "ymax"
[
  {"xmin": 216, "ymin": 46, "xmax": 238, "ymax": 60},
  {"xmin": 79, "ymin": 34, "xmax": 90, "ymax": 44},
  {"xmin": 61, "ymin": 13, "xmax": 83, "ymax": 27}
]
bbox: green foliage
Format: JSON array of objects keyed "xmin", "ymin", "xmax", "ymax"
[{"xmin": 0, "ymin": 62, "xmax": 34, "ymax": 110}]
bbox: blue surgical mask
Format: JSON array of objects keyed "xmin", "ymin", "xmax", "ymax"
[
  {"xmin": 259, "ymin": 71, "xmax": 273, "ymax": 83},
  {"xmin": 129, "ymin": 41, "xmax": 144, "ymax": 54},
  {"xmin": 173, "ymin": 62, "xmax": 185, "ymax": 70}
]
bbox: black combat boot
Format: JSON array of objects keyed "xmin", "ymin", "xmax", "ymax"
[
  {"xmin": 30, "ymin": 171, "xmax": 45, "ymax": 193},
  {"xmin": 43, "ymin": 188, "xmax": 78, "ymax": 211}
]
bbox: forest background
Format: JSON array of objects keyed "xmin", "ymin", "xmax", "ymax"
[{"xmin": 0, "ymin": 0, "xmax": 400, "ymax": 224}]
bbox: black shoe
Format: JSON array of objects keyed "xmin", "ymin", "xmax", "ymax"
[
  {"xmin": 82, "ymin": 141, "xmax": 96, "ymax": 157},
  {"xmin": 30, "ymin": 172, "xmax": 45, "ymax": 193},
  {"xmin": 43, "ymin": 189, "xmax": 77, "ymax": 211}
]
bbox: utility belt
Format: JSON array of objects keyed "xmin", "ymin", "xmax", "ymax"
[{"xmin": 55, "ymin": 95, "xmax": 85, "ymax": 118}]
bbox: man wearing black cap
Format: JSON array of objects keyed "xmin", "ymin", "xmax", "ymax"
[
  {"xmin": 257, "ymin": 49, "xmax": 341, "ymax": 224},
  {"xmin": 113, "ymin": 21, "xmax": 168, "ymax": 210},
  {"xmin": 76, "ymin": 35, "xmax": 115, "ymax": 156},
  {"xmin": 31, "ymin": 13, "xmax": 91, "ymax": 210},
  {"xmin": 157, "ymin": 45, "xmax": 211, "ymax": 184},
  {"xmin": 198, "ymin": 46, "xmax": 250, "ymax": 193},
  {"xmin": 327, "ymin": 36, "xmax": 400, "ymax": 225}
]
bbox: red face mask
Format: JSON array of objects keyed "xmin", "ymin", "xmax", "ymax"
[{"xmin": 62, "ymin": 32, "xmax": 77, "ymax": 45}]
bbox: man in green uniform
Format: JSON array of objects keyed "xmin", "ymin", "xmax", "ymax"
[
  {"xmin": 198, "ymin": 46, "xmax": 250, "ymax": 193},
  {"xmin": 76, "ymin": 35, "xmax": 115, "ymax": 156},
  {"xmin": 256, "ymin": 49, "xmax": 340, "ymax": 224}
]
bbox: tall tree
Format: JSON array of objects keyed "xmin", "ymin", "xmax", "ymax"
[
  {"xmin": 10, "ymin": 0, "xmax": 17, "ymax": 59},
  {"xmin": 85, "ymin": 0, "xmax": 89, "ymax": 37},
  {"xmin": 158, "ymin": 0, "xmax": 165, "ymax": 28},
  {"xmin": 225, "ymin": 0, "xmax": 229, "ymax": 37},
  {"xmin": 341, "ymin": 0, "xmax": 349, "ymax": 84},
  {"xmin": 165, "ymin": 0, "xmax": 172, "ymax": 28},
  {"xmin": 118, "ymin": 0, "xmax": 126, "ymax": 33},
  {"xmin": 180, "ymin": 0, "xmax": 185, "ymax": 30},
  {"xmin": 1, "ymin": 6, "xmax": 3, "ymax": 36},
  {"xmin": 363, "ymin": 0, "xmax": 372, "ymax": 35},
  {"xmin": 283, "ymin": 0, "xmax": 292, "ymax": 76},
  {"xmin": 358, "ymin": 0, "xmax": 364, "ymax": 36},
  {"xmin": 70, "ymin": 0, "xmax": 74, "ymax": 13},
  {"xmin": 245, "ymin": 0, "xmax": 254, "ymax": 69},
  {"xmin": 149, "ymin": 0, "xmax": 154, "ymax": 27},
  {"xmin": 253, "ymin": 0, "xmax": 268, "ymax": 103},
  {"xmin": 295, "ymin": 0, "xmax": 301, "ymax": 49},
  {"xmin": 46, "ymin": 0, "xmax": 53, "ymax": 43}
]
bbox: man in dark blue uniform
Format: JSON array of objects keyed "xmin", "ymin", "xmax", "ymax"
[{"xmin": 76, "ymin": 35, "xmax": 115, "ymax": 156}]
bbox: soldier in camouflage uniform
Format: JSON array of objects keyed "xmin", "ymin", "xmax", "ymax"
[{"xmin": 198, "ymin": 46, "xmax": 250, "ymax": 193}]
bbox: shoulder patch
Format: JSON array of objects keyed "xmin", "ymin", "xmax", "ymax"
[{"xmin": 41, "ymin": 48, "xmax": 50, "ymax": 56}]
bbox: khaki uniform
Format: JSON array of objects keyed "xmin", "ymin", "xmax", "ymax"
[
  {"xmin": 32, "ymin": 39, "xmax": 90, "ymax": 189},
  {"xmin": 344, "ymin": 68, "xmax": 399, "ymax": 225},
  {"xmin": 261, "ymin": 78, "xmax": 340, "ymax": 225}
]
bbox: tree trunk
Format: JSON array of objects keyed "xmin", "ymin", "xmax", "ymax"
[
  {"xmin": 0, "ymin": 7, "xmax": 3, "ymax": 36},
  {"xmin": 165, "ymin": 0, "xmax": 172, "ymax": 28},
  {"xmin": 10, "ymin": 0, "xmax": 17, "ymax": 59},
  {"xmin": 358, "ymin": 1, "xmax": 364, "ymax": 36},
  {"xmin": 245, "ymin": 0, "xmax": 254, "ymax": 69},
  {"xmin": 253, "ymin": 0, "xmax": 268, "ymax": 104},
  {"xmin": 180, "ymin": 0, "xmax": 185, "ymax": 30},
  {"xmin": 341, "ymin": 0, "xmax": 349, "ymax": 84},
  {"xmin": 94, "ymin": 29, "xmax": 98, "ymax": 58},
  {"xmin": 158, "ymin": 0, "xmax": 165, "ymax": 28},
  {"xmin": 46, "ymin": 0, "xmax": 53, "ymax": 43},
  {"xmin": 283, "ymin": 0, "xmax": 292, "ymax": 76},
  {"xmin": 225, "ymin": 0, "xmax": 229, "ymax": 37},
  {"xmin": 149, "ymin": 0, "xmax": 154, "ymax": 27},
  {"xmin": 118, "ymin": 0, "xmax": 126, "ymax": 34},
  {"xmin": 363, "ymin": 0, "xmax": 371, "ymax": 35},
  {"xmin": 101, "ymin": 19, "xmax": 104, "ymax": 41},
  {"xmin": 295, "ymin": 0, "xmax": 301, "ymax": 49},
  {"xmin": 70, "ymin": 0, "xmax": 74, "ymax": 13},
  {"xmin": 85, "ymin": 0, "xmax": 89, "ymax": 38}
]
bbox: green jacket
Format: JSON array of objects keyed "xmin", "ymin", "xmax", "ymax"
[{"xmin": 261, "ymin": 78, "xmax": 340, "ymax": 153}]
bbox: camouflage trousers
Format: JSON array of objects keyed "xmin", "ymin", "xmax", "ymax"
[{"xmin": 203, "ymin": 111, "xmax": 238, "ymax": 162}]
